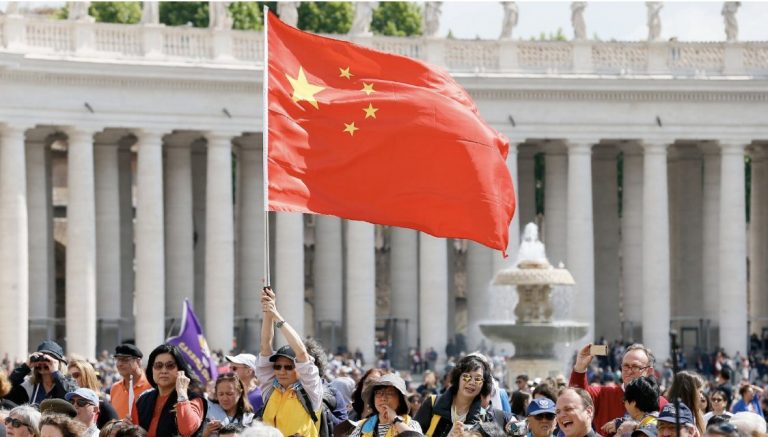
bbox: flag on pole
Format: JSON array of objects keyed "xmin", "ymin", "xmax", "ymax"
[
  {"xmin": 265, "ymin": 11, "xmax": 516, "ymax": 254},
  {"xmin": 166, "ymin": 300, "xmax": 218, "ymax": 386}
]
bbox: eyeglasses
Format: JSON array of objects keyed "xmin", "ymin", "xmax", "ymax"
[
  {"xmin": 217, "ymin": 372, "xmax": 239, "ymax": 381},
  {"xmin": 532, "ymin": 414, "xmax": 556, "ymax": 421},
  {"xmin": 153, "ymin": 361, "xmax": 178, "ymax": 370},
  {"xmin": 621, "ymin": 364, "xmax": 650, "ymax": 373},
  {"xmin": 711, "ymin": 397, "xmax": 725, "ymax": 403},
  {"xmin": 374, "ymin": 389, "xmax": 400, "ymax": 398},
  {"xmin": 461, "ymin": 374, "xmax": 485, "ymax": 384},
  {"xmin": 273, "ymin": 364, "xmax": 295, "ymax": 371},
  {"xmin": 4, "ymin": 417, "xmax": 32, "ymax": 430},
  {"xmin": 72, "ymin": 398, "xmax": 96, "ymax": 408},
  {"xmin": 116, "ymin": 356, "xmax": 137, "ymax": 363}
]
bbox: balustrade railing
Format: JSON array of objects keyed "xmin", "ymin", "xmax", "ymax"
[{"xmin": 1, "ymin": 14, "xmax": 767, "ymax": 76}]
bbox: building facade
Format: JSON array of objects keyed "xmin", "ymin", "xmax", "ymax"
[{"xmin": 1, "ymin": 2, "xmax": 767, "ymax": 368}]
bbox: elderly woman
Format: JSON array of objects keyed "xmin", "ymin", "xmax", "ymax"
[
  {"xmin": 131, "ymin": 344, "xmax": 208, "ymax": 437},
  {"xmin": 415, "ymin": 354, "xmax": 493, "ymax": 437},
  {"xmin": 39, "ymin": 414, "xmax": 87, "ymax": 437},
  {"xmin": 7, "ymin": 341, "xmax": 77, "ymax": 405},
  {"xmin": 203, "ymin": 373, "xmax": 255, "ymax": 436},
  {"xmin": 4, "ymin": 405, "xmax": 41, "ymax": 437},
  {"xmin": 68, "ymin": 359, "xmax": 120, "ymax": 428},
  {"xmin": 257, "ymin": 286, "xmax": 323, "ymax": 437},
  {"xmin": 350, "ymin": 374, "xmax": 423, "ymax": 437}
]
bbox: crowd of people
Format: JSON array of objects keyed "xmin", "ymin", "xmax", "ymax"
[{"xmin": 1, "ymin": 289, "xmax": 767, "ymax": 437}]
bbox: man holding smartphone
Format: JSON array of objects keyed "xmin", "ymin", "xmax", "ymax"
[{"xmin": 569, "ymin": 343, "xmax": 668, "ymax": 436}]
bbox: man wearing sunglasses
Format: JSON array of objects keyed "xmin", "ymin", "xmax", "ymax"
[
  {"xmin": 256, "ymin": 286, "xmax": 324, "ymax": 437},
  {"xmin": 65, "ymin": 387, "xmax": 101, "ymax": 436},
  {"xmin": 526, "ymin": 398, "xmax": 558, "ymax": 437},
  {"xmin": 110, "ymin": 343, "xmax": 152, "ymax": 419}
]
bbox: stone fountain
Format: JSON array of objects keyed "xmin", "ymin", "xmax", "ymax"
[{"xmin": 479, "ymin": 223, "xmax": 588, "ymax": 386}]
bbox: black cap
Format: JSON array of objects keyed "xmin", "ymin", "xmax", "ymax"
[
  {"xmin": 269, "ymin": 345, "xmax": 297, "ymax": 362},
  {"xmin": 115, "ymin": 343, "xmax": 143, "ymax": 359},
  {"xmin": 37, "ymin": 340, "xmax": 66, "ymax": 363}
]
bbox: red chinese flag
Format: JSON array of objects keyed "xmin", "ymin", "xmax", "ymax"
[{"xmin": 266, "ymin": 12, "xmax": 516, "ymax": 253}]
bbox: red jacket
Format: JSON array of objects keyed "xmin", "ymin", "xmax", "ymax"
[{"xmin": 569, "ymin": 370, "xmax": 668, "ymax": 436}]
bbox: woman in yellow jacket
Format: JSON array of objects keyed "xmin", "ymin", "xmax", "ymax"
[
  {"xmin": 350, "ymin": 374, "xmax": 423, "ymax": 437},
  {"xmin": 256, "ymin": 287, "xmax": 324, "ymax": 437}
]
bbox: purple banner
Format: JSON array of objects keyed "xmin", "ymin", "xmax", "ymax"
[{"xmin": 166, "ymin": 300, "xmax": 218, "ymax": 386}]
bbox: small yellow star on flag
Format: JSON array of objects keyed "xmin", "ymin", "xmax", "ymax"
[
  {"xmin": 286, "ymin": 66, "xmax": 325, "ymax": 109},
  {"xmin": 343, "ymin": 122, "xmax": 359, "ymax": 136},
  {"xmin": 363, "ymin": 103, "xmax": 379, "ymax": 119},
  {"xmin": 339, "ymin": 67, "xmax": 353, "ymax": 79},
  {"xmin": 361, "ymin": 83, "xmax": 376, "ymax": 96}
]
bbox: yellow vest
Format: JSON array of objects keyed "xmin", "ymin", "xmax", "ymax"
[{"xmin": 262, "ymin": 386, "xmax": 320, "ymax": 437}]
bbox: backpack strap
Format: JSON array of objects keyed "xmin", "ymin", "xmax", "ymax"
[
  {"xmin": 297, "ymin": 384, "xmax": 320, "ymax": 424},
  {"xmin": 426, "ymin": 395, "xmax": 442, "ymax": 437},
  {"xmin": 256, "ymin": 385, "xmax": 275, "ymax": 419}
]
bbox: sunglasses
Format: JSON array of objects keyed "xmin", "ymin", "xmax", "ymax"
[
  {"xmin": 4, "ymin": 417, "xmax": 31, "ymax": 429},
  {"xmin": 461, "ymin": 374, "xmax": 485, "ymax": 384},
  {"xmin": 711, "ymin": 398, "xmax": 725, "ymax": 402},
  {"xmin": 152, "ymin": 361, "xmax": 178, "ymax": 370},
  {"xmin": 70, "ymin": 371, "xmax": 82, "ymax": 379},
  {"xmin": 218, "ymin": 372, "xmax": 238, "ymax": 380},
  {"xmin": 72, "ymin": 398, "xmax": 96, "ymax": 408},
  {"xmin": 273, "ymin": 364, "xmax": 295, "ymax": 371},
  {"xmin": 532, "ymin": 414, "xmax": 556, "ymax": 421}
]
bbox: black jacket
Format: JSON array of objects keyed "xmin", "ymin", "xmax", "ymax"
[
  {"xmin": 5, "ymin": 363, "xmax": 77, "ymax": 406},
  {"xmin": 414, "ymin": 391, "xmax": 485, "ymax": 437}
]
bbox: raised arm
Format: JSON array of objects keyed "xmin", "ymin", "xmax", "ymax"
[
  {"xmin": 262, "ymin": 287, "xmax": 309, "ymax": 363},
  {"xmin": 260, "ymin": 287, "xmax": 275, "ymax": 357}
]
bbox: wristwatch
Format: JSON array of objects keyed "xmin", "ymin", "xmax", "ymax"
[
  {"xmin": 274, "ymin": 319, "xmax": 286, "ymax": 329},
  {"xmin": 393, "ymin": 416, "xmax": 404, "ymax": 424}
]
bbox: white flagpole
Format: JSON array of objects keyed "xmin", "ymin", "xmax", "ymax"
[{"xmin": 262, "ymin": 5, "xmax": 271, "ymax": 288}]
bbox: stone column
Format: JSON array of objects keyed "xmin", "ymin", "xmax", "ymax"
[
  {"xmin": 517, "ymin": 144, "xmax": 537, "ymax": 231},
  {"xmin": 749, "ymin": 146, "xmax": 768, "ymax": 335},
  {"xmin": 134, "ymin": 130, "xmax": 166, "ymax": 356},
  {"xmin": 592, "ymin": 144, "xmax": 620, "ymax": 340},
  {"xmin": 274, "ymin": 212, "xmax": 304, "ymax": 337},
  {"xmin": 26, "ymin": 134, "xmax": 55, "ymax": 348},
  {"xmin": 544, "ymin": 142, "xmax": 568, "ymax": 267},
  {"xmin": 466, "ymin": 242, "xmax": 494, "ymax": 350},
  {"xmin": 237, "ymin": 136, "xmax": 265, "ymax": 351},
  {"xmin": 719, "ymin": 141, "xmax": 748, "ymax": 356},
  {"xmin": 494, "ymin": 140, "xmax": 521, "ymax": 272},
  {"xmin": 345, "ymin": 220, "xmax": 376, "ymax": 364},
  {"xmin": 164, "ymin": 134, "xmax": 195, "ymax": 323},
  {"xmin": 94, "ymin": 133, "xmax": 124, "ymax": 351},
  {"xmin": 620, "ymin": 143, "xmax": 644, "ymax": 341},
  {"xmin": 204, "ymin": 132, "xmax": 235, "ymax": 352},
  {"xmin": 701, "ymin": 143, "xmax": 720, "ymax": 334},
  {"xmin": 314, "ymin": 216, "xmax": 343, "ymax": 351},
  {"xmin": 0, "ymin": 125, "xmax": 30, "ymax": 361},
  {"xmin": 642, "ymin": 140, "xmax": 671, "ymax": 362},
  {"xmin": 390, "ymin": 228, "xmax": 419, "ymax": 350},
  {"xmin": 118, "ymin": 145, "xmax": 136, "ymax": 340},
  {"xmin": 419, "ymin": 234, "xmax": 448, "ymax": 368},
  {"xmin": 566, "ymin": 140, "xmax": 595, "ymax": 341},
  {"xmin": 65, "ymin": 127, "xmax": 98, "ymax": 359},
  {"xmin": 191, "ymin": 145, "xmax": 207, "ymax": 317}
]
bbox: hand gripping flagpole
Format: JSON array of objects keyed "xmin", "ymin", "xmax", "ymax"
[{"xmin": 262, "ymin": 5, "xmax": 271, "ymax": 288}]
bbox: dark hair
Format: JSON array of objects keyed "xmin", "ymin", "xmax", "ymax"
[
  {"xmin": 352, "ymin": 368, "xmax": 387, "ymax": 417},
  {"xmin": 511, "ymin": 391, "xmax": 530, "ymax": 417},
  {"xmin": 114, "ymin": 425, "xmax": 149, "ymax": 437},
  {"xmin": 449, "ymin": 355, "xmax": 492, "ymax": 398},
  {"xmin": 304, "ymin": 337, "xmax": 328, "ymax": 380},
  {"xmin": 40, "ymin": 414, "xmax": 87, "ymax": 437},
  {"xmin": 218, "ymin": 424, "xmax": 244, "ymax": 436},
  {"xmin": 710, "ymin": 389, "xmax": 731, "ymax": 410},
  {"xmin": 738, "ymin": 385, "xmax": 752, "ymax": 397},
  {"xmin": 707, "ymin": 415, "xmax": 733, "ymax": 428},
  {"xmin": 368, "ymin": 384, "xmax": 409, "ymax": 416},
  {"xmin": 215, "ymin": 373, "xmax": 254, "ymax": 420},
  {"xmin": 623, "ymin": 376, "xmax": 659, "ymax": 414},
  {"xmin": 145, "ymin": 344, "xmax": 201, "ymax": 391},
  {"xmin": 532, "ymin": 383, "xmax": 557, "ymax": 403}
]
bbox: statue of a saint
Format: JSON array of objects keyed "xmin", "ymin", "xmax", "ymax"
[
  {"xmin": 277, "ymin": 2, "xmax": 299, "ymax": 28},
  {"xmin": 499, "ymin": 2, "xmax": 518, "ymax": 40},
  {"xmin": 646, "ymin": 2, "xmax": 662, "ymax": 41},
  {"xmin": 68, "ymin": 1, "xmax": 93, "ymax": 21},
  {"xmin": 209, "ymin": 1, "xmax": 233, "ymax": 30},
  {"xmin": 423, "ymin": 2, "xmax": 442, "ymax": 37},
  {"xmin": 350, "ymin": 2, "xmax": 378, "ymax": 36},
  {"xmin": 722, "ymin": 1, "xmax": 740, "ymax": 42},
  {"xmin": 5, "ymin": 2, "xmax": 20, "ymax": 15},
  {"xmin": 140, "ymin": 1, "xmax": 159, "ymax": 25},
  {"xmin": 571, "ymin": 2, "xmax": 587, "ymax": 40}
]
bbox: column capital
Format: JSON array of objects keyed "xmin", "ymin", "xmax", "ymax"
[
  {"xmin": 640, "ymin": 139, "xmax": 672, "ymax": 154},
  {"xmin": 0, "ymin": 124, "xmax": 32, "ymax": 141},
  {"xmin": 566, "ymin": 140, "xmax": 597, "ymax": 154},
  {"xmin": 718, "ymin": 139, "xmax": 749, "ymax": 154},
  {"xmin": 205, "ymin": 131, "xmax": 239, "ymax": 148},
  {"xmin": 62, "ymin": 126, "xmax": 99, "ymax": 144},
  {"xmin": 134, "ymin": 128, "xmax": 168, "ymax": 145}
]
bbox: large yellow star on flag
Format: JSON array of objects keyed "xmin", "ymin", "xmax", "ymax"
[
  {"xmin": 343, "ymin": 122, "xmax": 359, "ymax": 136},
  {"xmin": 286, "ymin": 66, "xmax": 325, "ymax": 109},
  {"xmin": 339, "ymin": 67, "xmax": 353, "ymax": 79},
  {"xmin": 361, "ymin": 83, "xmax": 376, "ymax": 96},
  {"xmin": 363, "ymin": 103, "xmax": 379, "ymax": 119}
]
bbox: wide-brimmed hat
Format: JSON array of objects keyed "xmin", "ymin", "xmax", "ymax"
[{"xmin": 363, "ymin": 374, "xmax": 408, "ymax": 409}]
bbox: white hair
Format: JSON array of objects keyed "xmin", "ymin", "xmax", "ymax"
[
  {"xmin": 239, "ymin": 422, "xmax": 285, "ymax": 437},
  {"xmin": 730, "ymin": 412, "xmax": 767, "ymax": 435}
]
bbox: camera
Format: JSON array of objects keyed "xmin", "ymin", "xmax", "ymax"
[
  {"xmin": 506, "ymin": 421, "xmax": 527, "ymax": 436},
  {"xmin": 30, "ymin": 354, "xmax": 47, "ymax": 363}
]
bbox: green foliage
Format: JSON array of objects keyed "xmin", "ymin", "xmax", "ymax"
[
  {"xmin": 89, "ymin": 2, "xmax": 142, "ymax": 24},
  {"xmin": 229, "ymin": 2, "xmax": 263, "ymax": 30},
  {"xmin": 371, "ymin": 2, "xmax": 421, "ymax": 37},
  {"xmin": 531, "ymin": 27, "xmax": 567, "ymax": 41},
  {"xmin": 298, "ymin": 2, "xmax": 353, "ymax": 34},
  {"xmin": 160, "ymin": 1, "xmax": 208, "ymax": 27}
]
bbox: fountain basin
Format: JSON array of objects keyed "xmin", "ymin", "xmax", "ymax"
[{"xmin": 478, "ymin": 321, "xmax": 589, "ymax": 351}]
